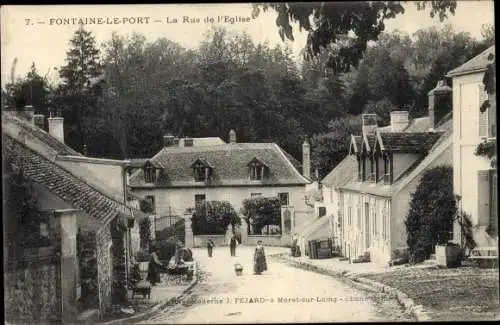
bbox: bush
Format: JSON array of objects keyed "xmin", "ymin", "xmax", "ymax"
[
  {"xmin": 241, "ymin": 196, "xmax": 281, "ymax": 234},
  {"xmin": 154, "ymin": 237, "xmax": 180, "ymax": 264},
  {"xmin": 191, "ymin": 200, "xmax": 240, "ymax": 235},
  {"xmin": 405, "ymin": 165, "xmax": 457, "ymax": 264},
  {"xmin": 182, "ymin": 248, "xmax": 193, "ymax": 262},
  {"xmin": 156, "ymin": 219, "xmax": 185, "ymax": 242}
]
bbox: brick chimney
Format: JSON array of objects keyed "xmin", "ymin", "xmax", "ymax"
[
  {"xmin": 390, "ymin": 111, "xmax": 410, "ymax": 132},
  {"xmin": 302, "ymin": 136, "xmax": 311, "ymax": 179},
  {"xmin": 362, "ymin": 113, "xmax": 378, "ymax": 136},
  {"xmin": 23, "ymin": 105, "xmax": 35, "ymax": 123},
  {"xmin": 229, "ymin": 129, "xmax": 237, "ymax": 144},
  {"xmin": 33, "ymin": 114, "xmax": 45, "ymax": 130},
  {"xmin": 48, "ymin": 116, "xmax": 65, "ymax": 143},
  {"xmin": 428, "ymin": 79, "xmax": 452, "ymax": 129}
]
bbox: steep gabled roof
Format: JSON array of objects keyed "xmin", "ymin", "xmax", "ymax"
[
  {"xmin": 2, "ymin": 111, "xmax": 82, "ymax": 156},
  {"xmin": 446, "ymin": 45, "xmax": 495, "ymax": 77},
  {"xmin": 377, "ymin": 132, "xmax": 443, "ymax": 153},
  {"xmin": 129, "ymin": 142, "xmax": 309, "ymax": 187},
  {"xmin": 322, "ymin": 155, "xmax": 358, "ymax": 188},
  {"xmin": 349, "ymin": 135, "xmax": 362, "ymax": 155},
  {"xmin": 3, "ymin": 135, "xmax": 144, "ymax": 227}
]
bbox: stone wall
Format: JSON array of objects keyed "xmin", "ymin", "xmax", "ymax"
[
  {"xmin": 4, "ymin": 256, "xmax": 62, "ymax": 323},
  {"xmin": 193, "ymin": 235, "xmax": 226, "ymax": 247},
  {"xmin": 247, "ymin": 235, "xmax": 283, "ymax": 246},
  {"xmin": 97, "ymin": 225, "xmax": 113, "ymax": 319}
]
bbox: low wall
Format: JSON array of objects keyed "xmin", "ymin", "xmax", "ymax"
[
  {"xmin": 193, "ymin": 235, "xmax": 226, "ymax": 248},
  {"xmin": 247, "ymin": 235, "xmax": 283, "ymax": 246}
]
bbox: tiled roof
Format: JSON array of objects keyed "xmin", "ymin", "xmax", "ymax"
[
  {"xmin": 447, "ymin": 45, "xmax": 495, "ymax": 77},
  {"xmin": 180, "ymin": 137, "xmax": 226, "ymax": 147},
  {"xmin": 126, "ymin": 158, "xmax": 162, "ymax": 168},
  {"xmin": 2, "ymin": 111, "xmax": 82, "ymax": 156},
  {"xmin": 378, "ymin": 132, "xmax": 443, "ymax": 153},
  {"xmin": 403, "ymin": 117, "xmax": 431, "ymax": 133},
  {"xmin": 322, "ymin": 155, "xmax": 358, "ymax": 187},
  {"xmin": 3, "ymin": 135, "xmax": 144, "ymax": 226},
  {"xmin": 129, "ymin": 143, "xmax": 308, "ymax": 187}
]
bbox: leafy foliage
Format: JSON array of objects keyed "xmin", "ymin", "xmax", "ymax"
[
  {"xmin": 241, "ymin": 197, "xmax": 281, "ymax": 234},
  {"xmin": 474, "ymin": 139, "xmax": 497, "ymax": 159},
  {"xmin": 251, "ymin": 1, "xmax": 456, "ymax": 72},
  {"xmin": 76, "ymin": 229, "xmax": 99, "ymax": 308},
  {"xmin": 455, "ymin": 211, "xmax": 477, "ymax": 258},
  {"xmin": 156, "ymin": 219, "xmax": 185, "ymax": 243},
  {"xmin": 139, "ymin": 217, "xmax": 151, "ymax": 250},
  {"xmin": 191, "ymin": 200, "xmax": 240, "ymax": 235},
  {"xmin": 405, "ymin": 166, "xmax": 457, "ymax": 263}
]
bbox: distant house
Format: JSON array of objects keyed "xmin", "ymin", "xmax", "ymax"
[
  {"xmin": 340, "ymin": 81, "xmax": 454, "ymax": 265},
  {"xmin": 446, "ymin": 45, "xmax": 497, "ymax": 250},
  {"xmin": 2, "ymin": 108, "xmax": 145, "ymax": 323},
  {"xmin": 128, "ymin": 130, "xmax": 312, "ymax": 239}
]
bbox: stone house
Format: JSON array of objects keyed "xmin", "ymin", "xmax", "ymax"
[
  {"xmin": 2, "ymin": 109, "xmax": 145, "ymax": 323},
  {"xmin": 446, "ymin": 45, "xmax": 497, "ymax": 251},
  {"xmin": 339, "ymin": 81, "xmax": 454, "ymax": 265},
  {"xmin": 128, "ymin": 130, "xmax": 312, "ymax": 243}
]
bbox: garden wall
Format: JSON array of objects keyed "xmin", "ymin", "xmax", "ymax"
[
  {"xmin": 193, "ymin": 235, "xmax": 226, "ymax": 247},
  {"xmin": 247, "ymin": 235, "xmax": 282, "ymax": 246}
]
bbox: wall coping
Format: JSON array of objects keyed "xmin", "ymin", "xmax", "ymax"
[
  {"xmin": 55, "ymin": 155, "xmax": 128, "ymax": 166},
  {"xmin": 248, "ymin": 235, "xmax": 282, "ymax": 237}
]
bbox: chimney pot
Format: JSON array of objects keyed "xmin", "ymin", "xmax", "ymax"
[
  {"xmin": 163, "ymin": 134, "xmax": 175, "ymax": 147},
  {"xmin": 390, "ymin": 111, "xmax": 409, "ymax": 132},
  {"xmin": 428, "ymin": 79, "xmax": 452, "ymax": 129},
  {"xmin": 48, "ymin": 117, "xmax": 65, "ymax": 143},
  {"xmin": 362, "ymin": 113, "xmax": 378, "ymax": 136},
  {"xmin": 229, "ymin": 129, "xmax": 237, "ymax": 144}
]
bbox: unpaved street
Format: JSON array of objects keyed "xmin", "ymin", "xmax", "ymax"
[{"xmin": 139, "ymin": 246, "xmax": 413, "ymax": 323}]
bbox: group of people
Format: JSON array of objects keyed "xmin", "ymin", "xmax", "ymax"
[{"xmin": 206, "ymin": 234, "xmax": 268, "ymax": 275}]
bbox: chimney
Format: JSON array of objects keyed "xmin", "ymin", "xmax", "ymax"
[
  {"xmin": 302, "ymin": 136, "xmax": 311, "ymax": 179},
  {"xmin": 33, "ymin": 114, "xmax": 45, "ymax": 130},
  {"xmin": 428, "ymin": 79, "xmax": 452, "ymax": 129},
  {"xmin": 229, "ymin": 129, "xmax": 237, "ymax": 144},
  {"xmin": 181, "ymin": 137, "xmax": 193, "ymax": 147},
  {"xmin": 23, "ymin": 105, "xmax": 35, "ymax": 123},
  {"xmin": 163, "ymin": 134, "xmax": 175, "ymax": 147},
  {"xmin": 362, "ymin": 113, "xmax": 378, "ymax": 136},
  {"xmin": 48, "ymin": 116, "xmax": 65, "ymax": 143},
  {"xmin": 390, "ymin": 111, "xmax": 410, "ymax": 132}
]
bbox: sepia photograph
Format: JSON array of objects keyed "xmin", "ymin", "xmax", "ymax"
[{"xmin": 1, "ymin": 2, "xmax": 497, "ymax": 324}]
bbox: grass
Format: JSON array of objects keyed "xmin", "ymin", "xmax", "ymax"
[{"xmin": 363, "ymin": 267, "xmax": 500, "ymax": 321}]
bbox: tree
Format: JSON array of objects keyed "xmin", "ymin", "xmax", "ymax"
[
  {"xmin": 55, "ymin": 25, "xmax": 103, "ymax": 152},
  {"xmin": 241, "ymin": 197, "xmax": 281, "ymax": 235},
  {"xmin": 191, "ymin": 201, "xmax": 240, "ymax": 235},
  {"xmin": 251, "ymin": 1, "xmax": 457, "ymax": 72},
  {"xmin": 405, "ymin": 165, "xmax": 457, "ymax": 264}
]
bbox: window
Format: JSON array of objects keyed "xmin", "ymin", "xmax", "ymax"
[
  {"xmin": 195, "ymin": 194, "xmax": 206, "ymax": 205},
  {"xmin": 192, "ymin": 159, "xmax": 211, "ymax": 182},
  {"xmin": 145, "ymin": 195, "xmax": 156, "ymax": 213},
  {"xmin": 369, "ymin": 157, "xmax": 375, "ymax": 182},
  {"xmin": 143, "ymin": 161, "xmax": 156, "ymax": 183},
  {"xmin": 278, "ymin": 192, "xmax": 289, "ymax": 206},
  {"xmin": 318, "ymin": 207, "xmax": 327, "ymax": 218},
  {"xmin": 382, "ymin": 205, "xmax": 387, "ymax": 240},
  {"xmin": 348, "ymin": 207, "xmax": 352, "ymax": 226},
  {"xmin": 373, "ymin": 204, "xmax": 378, "ymax": 236},
  {"xmin": 357, "ymin": 200, "xmax": 362, "ymax": 230},
  {"xmin": 251, "ymin": 193, "xmax": 262, "ymax": 197},
  {"xmin": 479, "ymin": 84, "xmax": 488, "ymax": 138},
  {"xmin": 383, "ymin": 154, "xmax": 393, "ymax": 185},
  {"xmin": 248, "ymin": 158, "xmax": 267, "ymax": 181},
  {"xmin": 194, "ymin": 166, "xmax": 207, "ymax": 182}
]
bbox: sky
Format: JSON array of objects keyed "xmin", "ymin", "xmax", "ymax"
[{"xmin": 0, "ymin": 1, "xmax": 495, "ymax": 87}]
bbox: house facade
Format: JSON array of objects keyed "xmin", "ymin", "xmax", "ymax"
[
  {"xmin": 2, "ymin": 109, "xmax": 145, "ymax": 323},
  {"xmin": 339, "ymin": 84, "xmax": 454, "ymax": 265},
  {"xmin": 446, "ymin": 45, "xmax": 498, "ymax": 249},
  {"xmin": 128, "ymin": 130, "xmax": 312, "ymax": 239}
]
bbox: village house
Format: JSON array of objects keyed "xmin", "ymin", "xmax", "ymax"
[
  {"xmin": 339, "ymin": 79, "xmax": 454, "ymax": 265},
  {"xmin": 127, "ymin": 130, "xmax": 312, "ymax": 243},
  {"xmin": 446, "ymin": 45, "xmax": 497, "ymax": 252},
  {"xmin": 298, "ymin": 155, "xmax": 358, "ymax": 256},
  {"xmin": 2, "ymin": 108, "xmax": 146, "ymax": 323}
]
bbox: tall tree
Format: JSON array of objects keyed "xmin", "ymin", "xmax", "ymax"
[
  {"xmin": 55, "ymin": 25, "xmax": 103, "ymax": 152},
  {"xmin": 251, "ymin": 1, "xmax": 457, "ymax": 72}
]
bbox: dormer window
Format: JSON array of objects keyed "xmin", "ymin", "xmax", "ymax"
[
  {"xmin": 191, "ymin": 158, "xmax": 212, "ymax": 183},
  {"xmin": 248, "ymin": 158, "xmax": 268, "ymax": 181},
  {"xmin": 383, "ymin": 153, "xmax": 393, "ymax": 185},
  {"xmin": 143, "ymin": 161, "xmax": 156, "ymax": 183}
]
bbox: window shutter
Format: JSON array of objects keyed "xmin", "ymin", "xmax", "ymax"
[
  {"xmin": 479, "ymin": 84, "xmax": 488, "ymax": 138},
  {"xmin": 490, "ymin": 170, "xmax": 498, "ymax": 234},
  {"xmin": 477, "ymin": 170, "xmax": 491, "ymax": 227}
]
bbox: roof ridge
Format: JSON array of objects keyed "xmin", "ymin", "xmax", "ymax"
[
  {"xmin": 4, "ymin": 135, "xmax": 143, "ymax": 221},
  {"xmin": 272, "ymin": 143, "xmax": 310, "ymax": 183}
]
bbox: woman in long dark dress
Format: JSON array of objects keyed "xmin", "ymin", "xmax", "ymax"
[
  {"xmin": 147, "ymin": 249, "xmax": 163, "ymax": 286},
  {"xmin": 253, "ymin": 240, "xmax": 267, "ymax": 275},
  {"xmin": 207, "ymin": 238, "xmax": 215, "ymax": 257}
]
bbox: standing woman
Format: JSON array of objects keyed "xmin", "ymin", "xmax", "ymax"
[
  {"xmin": 207, "ymin": 238, "xmax": 215, "ymax": 257},
  {"xmin": 229, "ymin": 234, "xmax": 238, "ymax": 257},
  {"xmin": 253, "ymin": 240, "xmax": 267, "ymax": 275},
  {"xmin": 147, "ymin": 248, "xmax": 163, "ymax": 286}
]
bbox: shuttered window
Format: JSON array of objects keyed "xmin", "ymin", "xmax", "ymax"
[
  {"xmin": 477, "ymin": 170, "xmax": 491, "ymax": 227},
  {"xmin": 479, "ymin": 84, "xmax": 489, "ymax": 138}
]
